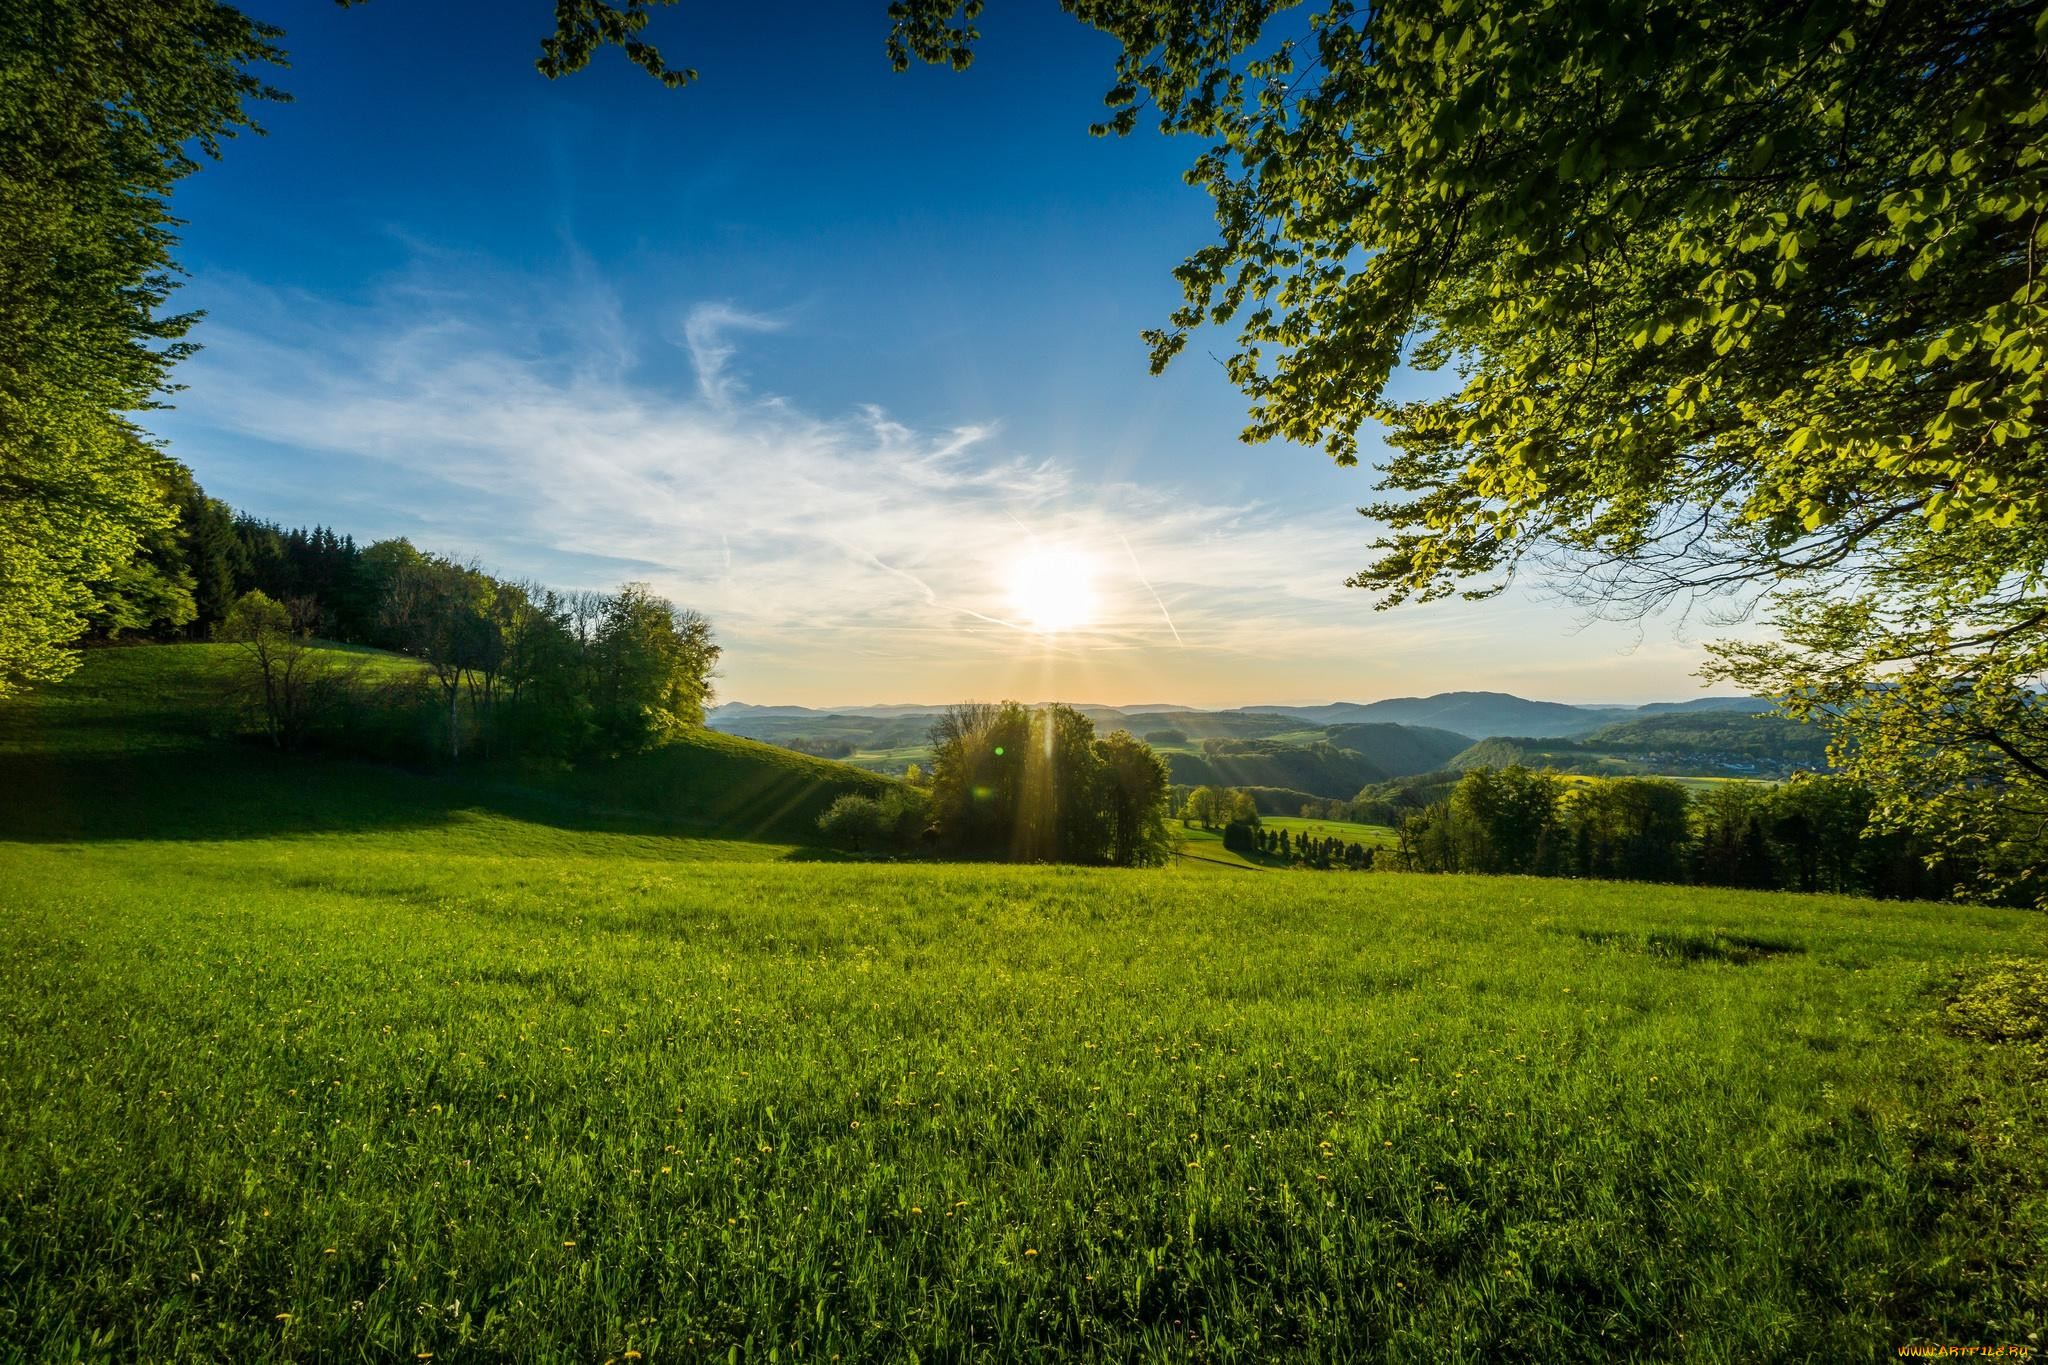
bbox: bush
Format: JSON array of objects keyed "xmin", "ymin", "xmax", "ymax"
[
  {"xmin": 817, "ymin": 787, "xmax": 928, "ymax": 853},
  {"xmin": 818, "ymin": 795, "xmax": 889, "ymax": 851},
  {"xmin": 1948, "ymin": 957, "xmax": 2048, "ymax": 1077}
]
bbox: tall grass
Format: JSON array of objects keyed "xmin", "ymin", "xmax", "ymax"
[
  {"xmin": 2, "ymin": 646, "xmax": 2043, "ymax": 1359},
  {"xmin": 1, "ymin": 835, "xmax": 2042, "ymax": 1361}
]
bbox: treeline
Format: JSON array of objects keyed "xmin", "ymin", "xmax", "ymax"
[
  {"xmin": 1173, "ymin": 785, "xmax": 1258, "ymax": 827},
  {"xmin": 1166, "ymin": 738, "xmax": 1385, "ymax": 800},
  {"xmin": 100, "ymin": 469, "xmax": 719, "ymax": 764},
  {"xmin": 1222, "ymin": 822, "xmax": 1377, "ymax": 871},
  {"xmin": 783, "ymin": 737, "xmax": 857, "ymax": 760},
  {"xmin": 1389, "ymin": 767, "xmax": 1952, "ymax": 900},
  {"xmin": 1450, "ymin": 717, "xmax": 1830, "ymax": 776},
  {"xmin": 817, "ymin": 703, "xmax": 1171, "ymax": 865}
]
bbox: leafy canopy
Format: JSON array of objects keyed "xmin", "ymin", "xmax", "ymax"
[
  {"xmin": 0, "ymin": 0, "xmax": 284, "ymax": 692},
  {"xmin": 883, "ymin": 0, "xmax": 2048, "ymax": 900}
]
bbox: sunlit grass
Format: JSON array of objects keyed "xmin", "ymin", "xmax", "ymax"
[
  {"xmin": 2, "ymin": 833, "xmax": 2043, "ymax": 1360},
  {"xmin": 1262, "ymin": 815, "xmax": 1401, "ymax": 849},
  {"xmin": 2, "ymin": 645, "xmax": 2044, "ymax": 1359}
]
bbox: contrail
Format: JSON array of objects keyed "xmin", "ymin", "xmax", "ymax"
[
  {"xmin": 1119, "ymin": 532, "xmax": 1183, "ymax": 646},
  {"xmin": 837, "ymin": 539, "xmax": 938, "ymax": 604},
  {"xmin": 839, "ymin": 537, "xmax": 1032, "ymax": 632}
]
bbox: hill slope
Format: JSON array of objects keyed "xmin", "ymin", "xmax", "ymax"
[
  {"xmin": 1166, "ymin": 739, "xmax": 1388, "ymax": 798},
  {"xmin": 1447, "ymin": 712, "xmax": 1829, "ymax": 779},
  {"xmin": 1318, "ymin": 722, "xmax": 1471, "ymax": 777},
  {"xmin": 2, "ymin": 831, "xmax": 2040, "ymax": 1358},
  {"xmin": 0, "ymin": 644, "xmax": 888, "ymax": 846},
  {"xmin": 2, "ymin": 650, "xmax": 2042, "ymax": 1358}
]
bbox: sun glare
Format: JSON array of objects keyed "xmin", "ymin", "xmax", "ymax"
[{"xmin": 1009, "ymin": 547, "xmax": 1099, "ymax": 634}]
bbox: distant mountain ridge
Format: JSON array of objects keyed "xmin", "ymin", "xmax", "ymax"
[{"xmin": 709, "ymin": 692, "xmax": 1770, "ymax": 742}]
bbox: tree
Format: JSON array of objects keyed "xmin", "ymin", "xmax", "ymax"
[
  {"xmin": 817, "ymin": 786, "xmax": 930, "ymax": 853},
  {"xmin": 1691, "ymin": 782, "xmax": 1780, "ymax": 890},
  {"xmin": 175, "ymin": 475, "xmax": 241, "ymax": 634},
  {"xmin": 587, "ymin": 583, "xmax": 719, "ymax": 755},
  {"xmin": 375, "ymin": 553, "xmax": 491, "ymax": 759},
  {"xmin": 927, "ymin": 703, "xmax": 1168, "ymax": 864},
  {"xmin": 890, "ymin": 2, "xmax": 2048, "ymax": 899},
  {"xmin": 1096, "ymin": 730, "xmax": 1173, "ymax": 867},
  {"xmin": 1448, "ymin": 765, "xmax": 1564, "ymax": 875},
  {"xmin": 216, "ymin": 589, "xmax": 353, "ymax": 750},
  {"xmin": 1708, "ymin": 597, "xmax": 2048, "ymax": 904},
  {"xmin": 84, "ymin": 454, "xmax": 199, "ymax": 640},
  {"xmin": 0, "ymin": 1, "xmax": 284, "ymax": 693},
  {"xmin": 1563, "ymin": 779, "xmax": 1693, "ymax": 883},
  {"xmin": 927, "ymin": 701, "xmax": 1033, "ymax": 854},
  {"xmin": 1763, "ymin": 774, "xmax": 1875, "ymax": 895},
  {"xmin": 818, "ymin": 793, "xmax": 891, "ymax": 853}
]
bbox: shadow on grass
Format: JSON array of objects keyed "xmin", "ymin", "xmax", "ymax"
[
  {"xmin": 0, "ymin": 743, "xmax": 845, "ymax": 856},
  {"xmin": 1575, "ymin": 927, "xmax": 1806, "ymax": 965}
]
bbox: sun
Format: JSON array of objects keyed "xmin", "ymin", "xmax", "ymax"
[{"xmin": 1009, "ymin": 546, "xmax": 1100, "ymax": 633}]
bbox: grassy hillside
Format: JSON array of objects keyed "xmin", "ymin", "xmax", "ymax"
[
  {"xmin": 1319, "ymin": 722, "xmax": 1470, "ymax": 778},
  {"xmin": 1263, "ymin": 692, "xmax": 1634, "ymax": 738},
  {"xmin": 1450, "ymin": 712, "xmax": 1829, "ymax": 781},
  {"xmin": 709, "ymin": 700, "xmax": 1480, "ymax": 787},
  {"xmin": 1263, "ymin": 814, "xmax": 1401, "ymax": 849},
  {"xmin": 1168, "ymin": 739, "xmax": 1387, "ymax": 799},
  {"xmin": 1586, "ymin": 710, "xmax": 1831, "ymax": 764},
  {"xmin": 2, "ymin": 831, "xmax": 2044, "ymax": 1359},
  {"xmin": 3, "ymin": 646, "xmax": 2046, "ymax": 1358},
  {"xmin": 0, "ymin": 644, "xmax": 889, "ymax": 846}
]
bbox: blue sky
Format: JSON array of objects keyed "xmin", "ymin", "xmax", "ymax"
[{"xmin": 150, "ymin": 0, "xmax": 1726, "ymax": 707}]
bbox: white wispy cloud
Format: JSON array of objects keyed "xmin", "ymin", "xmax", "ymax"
[
  {"xmin": 165, "ymin": 260, "xmax": 1717, "ymax": 704},
  {"xmin": 680, "ymin": 302, "xmax": 782, "ymax": 407}
]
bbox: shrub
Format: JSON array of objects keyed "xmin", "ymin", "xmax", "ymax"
[{"xmin": 818, "ymin": 786, "xmax": 929, "ymax": 853}]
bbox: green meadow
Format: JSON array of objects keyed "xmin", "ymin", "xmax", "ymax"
[
  {"xmin": 1170, "ymin": 817, "xmax": 1396, "ymax": 873},
  {"xmin": 1261, "ymin": 816, "xmax": 1401, "ymax": 850},
  {"xmin": 2, "ymin": 649, "xmax": 2045, "ymax": 1361}
]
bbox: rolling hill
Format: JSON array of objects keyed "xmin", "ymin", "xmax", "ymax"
[
  {"xmin": 715, "ymin": 691, "xmax": 1775, "ymax": 748},
  {"xmin": 1318, "ymin": 722, "xmax": 1471, "ymax": 777},
  {"xmin": 4, "ymin": 649, "xmax": 2042, "ymax": 1359},
  {"xmin": 1166, "ymin": 739, "xmax": 1388, "ymax": 799},
  {"xmin": 1447, "ymin": 711, "xmax": 1829, "ymax": 779},
  {"xmin": 1257, "ymin": 692, "xmax": 1635, "ymax": 738},
  {"xmin": 2, "ymin": 645, "xmax": 890, "ymax": 846}
]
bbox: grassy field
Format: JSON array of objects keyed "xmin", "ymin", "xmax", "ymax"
[
  {"xmin": 2, "ymin": 648, "xmax": 2046, "ymax": 1360},
  {"xmin": 1170, "ymin": 822, "xmax": 1262, "ymax": 870},
  {"xmin": 0, "ymin": 645, "xmax": 888, "ymax": 847},
  {"xmin": 1263, "ymin": 815, "xmax": 1402, "ymax": 850},
  {"xmin": 1171, "ymin": 817, "xmax": 1399, "ymax": 873}
]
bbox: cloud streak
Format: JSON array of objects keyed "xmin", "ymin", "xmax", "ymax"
[{"xmin": 165, "ymin": 261, "xmax": 1718, "ymax": 705}]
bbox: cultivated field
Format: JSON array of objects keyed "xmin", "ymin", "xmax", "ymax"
[{"xmin": 1, "ymin": 651, "xmax": 2044, "ymax": 1360}]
